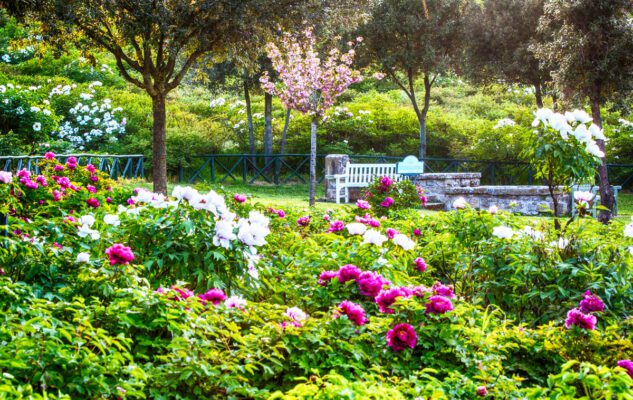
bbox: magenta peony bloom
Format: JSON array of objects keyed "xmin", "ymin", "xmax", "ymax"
[
  {"xmin": 356, "ymin": 199, "xmax": 371, "ymax": 209},
  {"xmin": 127, "ymin": 198, "xmax": 135, "ymax": 205},
  {"xmin": 199, "ymin": 288, "xmax": 227, "ymax": 305},
  {"xmin": 414, "ymin": 257, "xmax": 427, "ymax": 272},
  {"xmin": 86, "ymin": 198, "xmax": 100, "ymax": 208},
  {"xmin": 420, "ymin": 195, "xmax": 428, "ymax": 206},
  {"xmin": 67, "ymin": 156, "xmax": 77, "ymax": 164},
  {"xmin": 617, "ymin": 359, "xmax": 633, "ymax": 378},
  {"xmin": 328, "ymin": 220, "xmax": 345, "ymax": 233},
  {"xmin": 35, "ymin": 175, "xmax": 47, "ymax": 187},
  {"xmin": 44, "ymin": 152, "xmax": 56, "ymax": 160},
  {"xmin": 375, "ymin": 287, "xmax": 408, "ymax": 314},
  {"xmin": 297, "ymin": 216, "xmax": 310, "ymax": 226},
  {"xmin": 336, "ymin": 300, "xmax": 367, "ymax": 326},
  {"xmin": 105, "ymin": 244, "xmax": 135, "ymax": 265},
  {"xmin": 386, "ymin": 228, "xmax": 399, "ymax": 239},
  {"xmin": 579, "ymin": 290, "xmax": 604, "ymax": 313},
  {"xmin": 106, "ymin": 197, "xmax": 112, "ymax": 203},
  {"xmin": 85, "ymin": 164, "xmax": 96, "ymax": 173},
  {"xmin": 432, "ymin": 282, "xmax": 455, "ymax": 298},
  {"xmin": 386, "ymin": 323, "xmax": 417, "ymax": 351},
  {"xmin": 337, "ymin": 264, "xmax": 361, "ymax": 283},
  {"xmin": 172, "ymin": 286, "xmax": 194, "ymax": 301},
  {"xmin": 16, "ymin": 169, "xmax": 30, "ymax": 179},
  {"xmin": 565, "ymin": 308, "xmax": 597, "ymax": 330},
  {"xmin": 476, "ymin": 386, "xmax": 488, "ymax": 396},
  {"xmin": 323, "ymin": 214, "xmax": 331, "ymax": 221},
  {"xmin": 90, "ymin": 174, "xmax": 98, "ymax": 182},
  {"xmin": 356, "ymin": 213, "xmax": 380, "ymax": 227},
  {"xmin": 425, "ymin": 295, "xmax": 454, "ymax": 315},
  {"xmin": 234, "ymin": 193, "xmax": 247, "ymax": 203},
  {"xmin": 318, "ymin": 270, "xmax": 338, "ymax": 286},
  {"xmin": 379, "ymin": 176, "xmax": 393, "ymax": 192},
  {"xmin": 53, "ymin": 190, "xmax": 62, "ymax": 202},
  {"xmin": 22, "ymin": 179, "xmax": 38, "ymax": 189},
  {"xmin": 66, "ymin": 158, "xmax": 77, "ymax": 170},
  {"xmin": 413, "ymin": 228, "xmax": 422, "ymax": 236},
  {"xmin": 53, "ymin": 164, "xmax": 64, "ymax": 172},
  {"xmin": 356, "ymin": 271, "xmax": 389, "ymax": 297},
  {"xmin": 276, "ymin": 209, "xmax": 286, "ymax": 218},
  {"xmin": 403, "ymin": 285, "xmax": 429, "ymax": 298},
  {"xmin": 380, "ymin": 197, "xmax": 394, "ymax": 208},
  {"xmin": 86, "ymin": 185, "xmax": 97, "ymax": 193}
]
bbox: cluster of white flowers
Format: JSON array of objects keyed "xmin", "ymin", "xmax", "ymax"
[
  {"xmin": 77, "ymin": 215, "xmax": 100, "ymax": 241},
  {"xmin": 532, "ymin": 108, "xmax": 606, "ymax": 158},
  {"xmin": 0, "ymin": 45, "xmax": 35, "ymax": 64},
  {"xmin": 493, "ymin": 118, "xmax": 516, "ymax": 129},
  {"xmin": 346, "ymin": 222, "xmax": 367, "ymax": 235},
  {"xmin": 492, "ymin": 226, "xmax": 515, "ymax": 239},
  {"xmin": 285, "ymin": 306, "xmax": 308, "ymax": 322},
  {"xmin": 392, "ymin": 233, "xmax": 415, "ymax": 250},
  {"xmin": 624, "ymin": 218, "xmax": 633, "ymax": 238},
  {"xmin": 362, "ymin": 229, "xmax": 388, "ymax": 246},
  {"xmin": 209, "ymin": 97, "xmax": 226, "ymax": 108},
  {"xmin": 57, "ymin": 91, "xmax": 126, "ymax": 150}
]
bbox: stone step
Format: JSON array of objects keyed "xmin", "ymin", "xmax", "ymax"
[{"xmin": 425, "ymin": 202, "xmax": 444, "ymax": 211}]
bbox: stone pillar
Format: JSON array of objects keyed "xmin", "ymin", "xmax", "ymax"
[{"xmin": 324, "ymin": 154, "xmax": 349, "ymax": 202}]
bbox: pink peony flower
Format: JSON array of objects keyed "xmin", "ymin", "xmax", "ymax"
[
  {"xmin": 617, "ymin": 359, "xmax": 633, "ymax": 378},
  {"xmin": 234, "ymin": 193, "xmax": 247, "ymax": 203},
  {"xmin": 198, "ymin": 288, "xmax": 227, "ymax": 305},
  {"xmin": 327, "ymin": 220, "xmax": 345, "ymax": 233},
  {"xmin": 86, "ymin": 198, "xmax": 100, "ymax": 208},
  {"xmin": 336, "ymin": 300, "xmax": 367, "ymax": 326},
  {"xmin": 106, "ymin": 197, "xmax": 112, "ymax": 203},
  {"xmin": 0, "ymin": 171, "xmax": 12, "ymax": 184},
  {"xmin": 375, "ymin": 287, "xmax": 408, "ymax": 314},
  {"xmin": 90, "ymin": 174, "xmax": 98, "ymax": 182},
  {"xmin": 380, "ymin": 197, "xmax": 394, "ymax": 208},
  {"xmin": 44, "ymin": 152, "xmax": 56, "ymax": 160},
  {"xmin": 413, "ymin": 228, "xmax": 422, "ymax": 236},
  {"xmin": 105, "ymin": 244, "xmax": 135, "ymax": 265},
  {"xmin": 85, "ymin": 164, "xmax": 96, "ymax": 173},
  {"xmin": 127, "ymin": 198, "xmax": 135, "ymax": 205},
  {"xmin": 276, "ymin": 209, "xmax": 286, "ymax": 218},
  {"xmin": 337, "ymin": 264, "xmax": 361, "ymax": 283},
  {"xmin": 323, "ymin": 214, "xmax": 331, "ymax": 221},
  {"xmin": 414, "ymin": 257, "xmax": 427, "ymax": 272},
  {"xmin": 425, "ymin": 295, "xmax": 454, "ymax": 315},
  {"xmin": 172, "ymin": 286, "xmax": 194, "ymax": 301},
  {"xmin": 579, "ymin": 290, "xmax": 604, "ymax": 313},
  {"xmin": 53, "ymin": 190, "xmax": 62, "ymax": 202},
  {"xmin": 318, "ymin": 270, "xmax": 338, "ymax": 285},
  {"xmin": 17, "ymin": 169, "xmax": 30, "ymax": 179},
  {"xmin": 297, "ymin": 216, "xmax": 310, "ymax": 226},
  {"xmin": 356, "ymin": 199, "xmax": 371, "ymax": 209},
  {"xmin": 379, "ymin": 176, "xmax": 393, "ymax": 191},
  {"xmin": 53, "ymin": 164, "xmax": 64, "ymax": 172},
  {"xmin": 86, "ymin": 185, "xmax": 97, "ymax": 193},
  {"xmin": 476, "ymin": 386, "xmax": 488, "ymax": 396},
  {"xmin": 356, "ymin": 271, "xmax": 389, "ymax": 297},
  {"xmin": 432, "ymin": 282, "xmax": 455, "ymax": 298},
  {"xmin": 420, "ymin": 195, "xmax": 428, "ymax": 206},
  {"xmin": 386, "ymin": 323, "xmax": 417, "ymax": 351},
  {"xmin": 565, "ymin": 308, "xmax": 597, "ymax": 330},
  {"xmin": 386, "ymin": 228, "xmax": 399, "ymax": 239}
]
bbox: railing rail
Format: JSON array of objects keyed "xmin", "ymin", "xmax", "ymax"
[
  {"xmin": 177, "ymin": 154, "xmax": 633, "ymax": 189},
  {"xmin": 0, "ymin": 154, "xmax": 145, "ymax": 180}
]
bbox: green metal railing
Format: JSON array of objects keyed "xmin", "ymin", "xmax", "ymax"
[{"xmin": 0, "ymin": 154, "xmax": 144, "ymax": 179}]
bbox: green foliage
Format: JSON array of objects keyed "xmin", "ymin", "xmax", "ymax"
[{"xmin": 363, "ymin": 176, "xmax": 425, "ymax": 216}]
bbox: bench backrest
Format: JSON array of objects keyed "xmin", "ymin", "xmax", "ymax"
[{"xmin": 345, "ymin": 163, "xmax": 401, "ymax": 185}]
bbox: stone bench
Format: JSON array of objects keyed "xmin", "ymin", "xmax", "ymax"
[
  {"xmin": 412, "ymin": 173, "xmax": 481, "ymax": 203},
  {"xmin": 444, "ymin": 185, "xmax": 570, "ymax": 216}
]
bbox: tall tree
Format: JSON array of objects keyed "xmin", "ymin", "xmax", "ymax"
[
  {"xmin": 464, "ymin": 0, "xmax": 551, "ymax": 107},
  {"xmin": 261, "ymin": 28, "xmax": 361, "ymax": 206},
  {"xmin": 5, "ymin": 0, "xmax": 326, "ymax": 194},
  {"xmin": 358, "ymin": 0, "xmax": 464, "ymax": 159},
  {"xmin": 534, "ymin": 0, "xmax": 633, "ymax": 223}
]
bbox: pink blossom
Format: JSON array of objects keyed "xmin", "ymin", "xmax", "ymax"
[
  {"xmin": 579, "ymin": 290, "xmax": 604, "ymax": 313},
  {"xmin": 432, "ymin": 282, "xmax": 455, "ymax": 298},
  {"xmin": 356, "ymin": 271, "xmax": 389, "ymax": 297},
  {"xmin": 105, "ymin": 244, "xmax": 135, "ymax": 265},
  {"xmin": 85, "ymin": 164, "xmax": 96, "ymax": 173},
  {"xmin": 337, "ymin": 264, "xmax": 361, "ymax": 283},
  {"xmin": 297, "ymin": 216, "xmax": 310, "ymax": 226},
  {"xmin": 375, "ymin": 287, "xmax": 408, "ymax": 313},
  {"xmin": 477, "ymin": 386, "xmax": 488, "ymax": 396},
  {"xmin": 386, "ymin": 228, "xmax": 399, "ymax": 239},
  {"xmin": 44, "ymin": 152, "xmax": 56, "ymax": 160},
  {"xmin": 328, "ymin": 220, "xmax": 345, "ymax": 233},
  {"xmin": 335, "ymin": 300, "xmax": 366, "ymax": 326},
  {"xmin": 420, "ymin": 195, "xmax": 428, "ymax": 206},
  {"xmin": 0, "ymin": 171, "xmax": 12, "ymax": 184},
  {"xmin": 386, "ymin": 323, "xmax": 417, "ymax": 351},
  {"xmin": 53, "ymin": 164, "xmax": 64, "ymax": 172},
  {"xmin": 90, "ymin": 174, "xmax": 98, "ymax": 182},
  {"xmin": 414, "ymin": 257, "xmax": 427, "ymax": 272},
  {"xmin": 425, "ymin": 295, "xmax": 454, "ymax": 315},
  {"xmin": 199, "ymin": 288, "xmax": 227, "ymax": 305},
  {"xmin": 380, "ymin": 197, "xmax": 394, "ymax": 208},
  {"xmin": 234, "ymin": 194, "xmax": 247, "ymax": 203},
  {"xmin": 413, "ymin": 228, "xmax": 422, "ymax": 236},
  {"xmin": 318, "ymin": 270, "xmax": 338, "ymax": 285},
  {"xmin": 565, "ymin": 308, "xmax": 597, "ymax": 330},
  {"xmin": 86, "ymin": 198, "xmax": 100, "ymax": 208},
  {"xmin": 617, "ymin": 360, "xmax": 633, "ymax": 378},
  {"xmin": 86, "ymin": 185, "xmax": 97, "ymax": 193},
  {"xmin": 356, "ymin": 199, "xmax": 371, "ymax": 210}
]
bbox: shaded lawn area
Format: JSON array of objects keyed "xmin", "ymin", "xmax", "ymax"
[{"xmin": 121, "ymin": 179, "xmax": 632, "ymax": 220}]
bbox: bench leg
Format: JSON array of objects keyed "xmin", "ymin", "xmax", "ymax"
[
  {"xmin": 335, "ymin": 181, "xmax": 341, "ymax": 204},
  {"xmin": 345, "ymin": 187, "xmax": 349, "ymax": 204}
]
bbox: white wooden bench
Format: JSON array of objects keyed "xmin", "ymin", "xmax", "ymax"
[{"xmin": 328, "ymin": 163, "xmax": 404, "ymax": 204}]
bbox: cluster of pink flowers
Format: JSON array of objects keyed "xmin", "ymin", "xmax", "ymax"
[
  {"xmin": 233, "ymin": 193, "xmax": 247, "ymax": 203},
  {"xmin": 297, "ymin": 216, "xmax": 311, "ymax": 226},
  {"xmin": 0, "ymin": 170, "xmax": 12, "ymax": 184},
  {"xmin": 413, "ymin": 228, "xmax": 422, "ymax": 236},
  {"xmin": 378, "ymin": 176, "xmax": 393, "ymax": 193},
  {"xmin": 386, "ymin": 323, "xmax": 417, "ymax": 351},
  {"xmin": 356, "ymin": 213, "xmax": 380, "ymax": 227},
  {"xmin": 16, "ymin": 170, "xmax": 47, "ymax": 190},
  {"xmin": 356, "ymin": 199, "xmax": 371, "ymax": 210},
  {"xmin": 386, "ymin": 228, "xmax": 399, "ymax": 239},
  {"xmin": 327, "ymin": 220, "xmax": 345, "ymax": 233},
  {"xmin": 335, "ymin": 300, "xmax": 367, "ymax": 326},
  {"xmin": 66, "ymin": 156, "xmax": 77, "ymax": 171},
  {"xmin": 564, "ymin": 290, "xmax": 604, "ymax": 330},
  {"xmin": 414, "ymin": 257, "xmax": 427, "ymax": 272},
  {"xmin": 380, "ymin": 197, "xmax": 394, "ymax": 208},
  {"xmin": 268, "ymin": 207, "xmax": 286, "ymax": 218},
  {"xmin": 86, "ymin": 198, "xmax": 100, "ymax": 208},
  {"xmin": 105, "ymin": 244, "xmax": 135, "ymax": 266},
  {"xmin": 157, "ymin": 286, "xmax": 232, "ymax": 307},
  {"xmin": 198, "ymin": 288, "xmax": 227, "ymax": 305}
]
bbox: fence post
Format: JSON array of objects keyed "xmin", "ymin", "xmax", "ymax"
[
  {"xmin": 242, "ymin": 156, "xmax": 247, "ymax": 183},
  {"xmin": 178, "ymin": 164, "xmax": 183, "ymax": 183},
  {"xmin": 528, "ymin": 165, "xmax": 534, "ymax": 185}
]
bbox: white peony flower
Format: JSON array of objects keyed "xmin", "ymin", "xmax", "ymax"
[
  {"xmin": 492, "ymin": 226, "xmax": 514, "ymax": 239},
  {"xmin": 588, "ymin": 123, "xmax": 607, "ymax": 141},
  {"xmin": 77, "ymin": 224, "xmax": 100, "ymax": 240},
  {"xmin": 285, "ymin": 306, "xmax": 308, "ymax": 322},
  {"xmin": 103, "ymin": 214, "xmax": 120, "ymax": 226},
  {"xmin": 346, "ymin": 222, "xmax": 367, "ymax": 235},
  {"xmin": 452, "ymin": 197, "xmax": 469, "ymax": 209},
  {"xmin": 213, "ymin": 219, "xmax": 237, "ymax": 249},
  {"xmin": 585, "ymin": 140, "xmax": 605, "ymax": 158},
  {"xmin": 573, "ymin": 191, "xmax": 595, "ymax": 204},
  {"xmin": 392, "ymin": 233, "xmax": 415, "ymax": 250},
  {"xmin": 225, "ymin": 295, "xmax": 246, "ymax": 309},
  {"xmin": 362, "ymin": 229, "xmax": 388, "ymax": 246},
  {"xmin": 549, "ymin": 237, "xmax": 569, "ymax": 249},
  {"xmin": 522, "ymin": 226, "xmax": 544, "ymax": 240},
  {"xmin": 76, "ymin": 252, "xmax": 90, "ymax": 263},
  {"xmin": 565, "ymin": 109, "xmax": 592, "ymax": 124},
  {"xmin": 79, "ymin": 215, "xmax": 95, "ymax": 227},
  {"xmin": 624, "ymin": 220, "xmax": 633, "ymax": 238}
]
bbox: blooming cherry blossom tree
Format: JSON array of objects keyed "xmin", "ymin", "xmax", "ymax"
[{"xmin": 261, "ymin": 28, "xmax": 361, "ymax": 205}]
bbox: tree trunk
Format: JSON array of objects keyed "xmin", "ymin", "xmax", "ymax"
[
  {"xmin": 417, "ymin": 114, "xmax": 427, "ymax": 160},
  {"xmin": 309, "ymin": 115, "xmax": 318, "ymax": 206},
  {"xmin": 244, "ymin": 80, "xmax": 255, "ymax": 168},
  {"xmin": 275, "ymin": 108, "xmax": 291, "ymax": 184},
  {"xmin": 534, "ymin": 82, "xmax": 544, "ymax": 108},
  {"xmin": 152, "ymin": 94, "xmax": 168, "ymax": 195},
  {"xmin": 590, "ymin": 89, "xmax": 613, "ymax": 224},
  {"xmin": 264, "ymin": 92, "xmax": 273, "ymax": 172}
]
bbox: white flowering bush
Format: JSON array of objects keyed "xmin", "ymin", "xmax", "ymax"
[{"xmin": 521, "ymin": 108, "xmax": 605, "ymax": 217}]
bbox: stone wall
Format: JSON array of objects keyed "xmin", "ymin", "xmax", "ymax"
[
  {"xmin": 444, "ymin": 185, "xmax": 570, "ymax": 216},
  {"xmin": 412, "ymin": 173, "xmax": 481, "ymax": 203}
]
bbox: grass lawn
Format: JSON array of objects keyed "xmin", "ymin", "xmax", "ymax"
[{"xmin": 121, "ymin": 179, "xmax": 632, "ymax": 220}]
